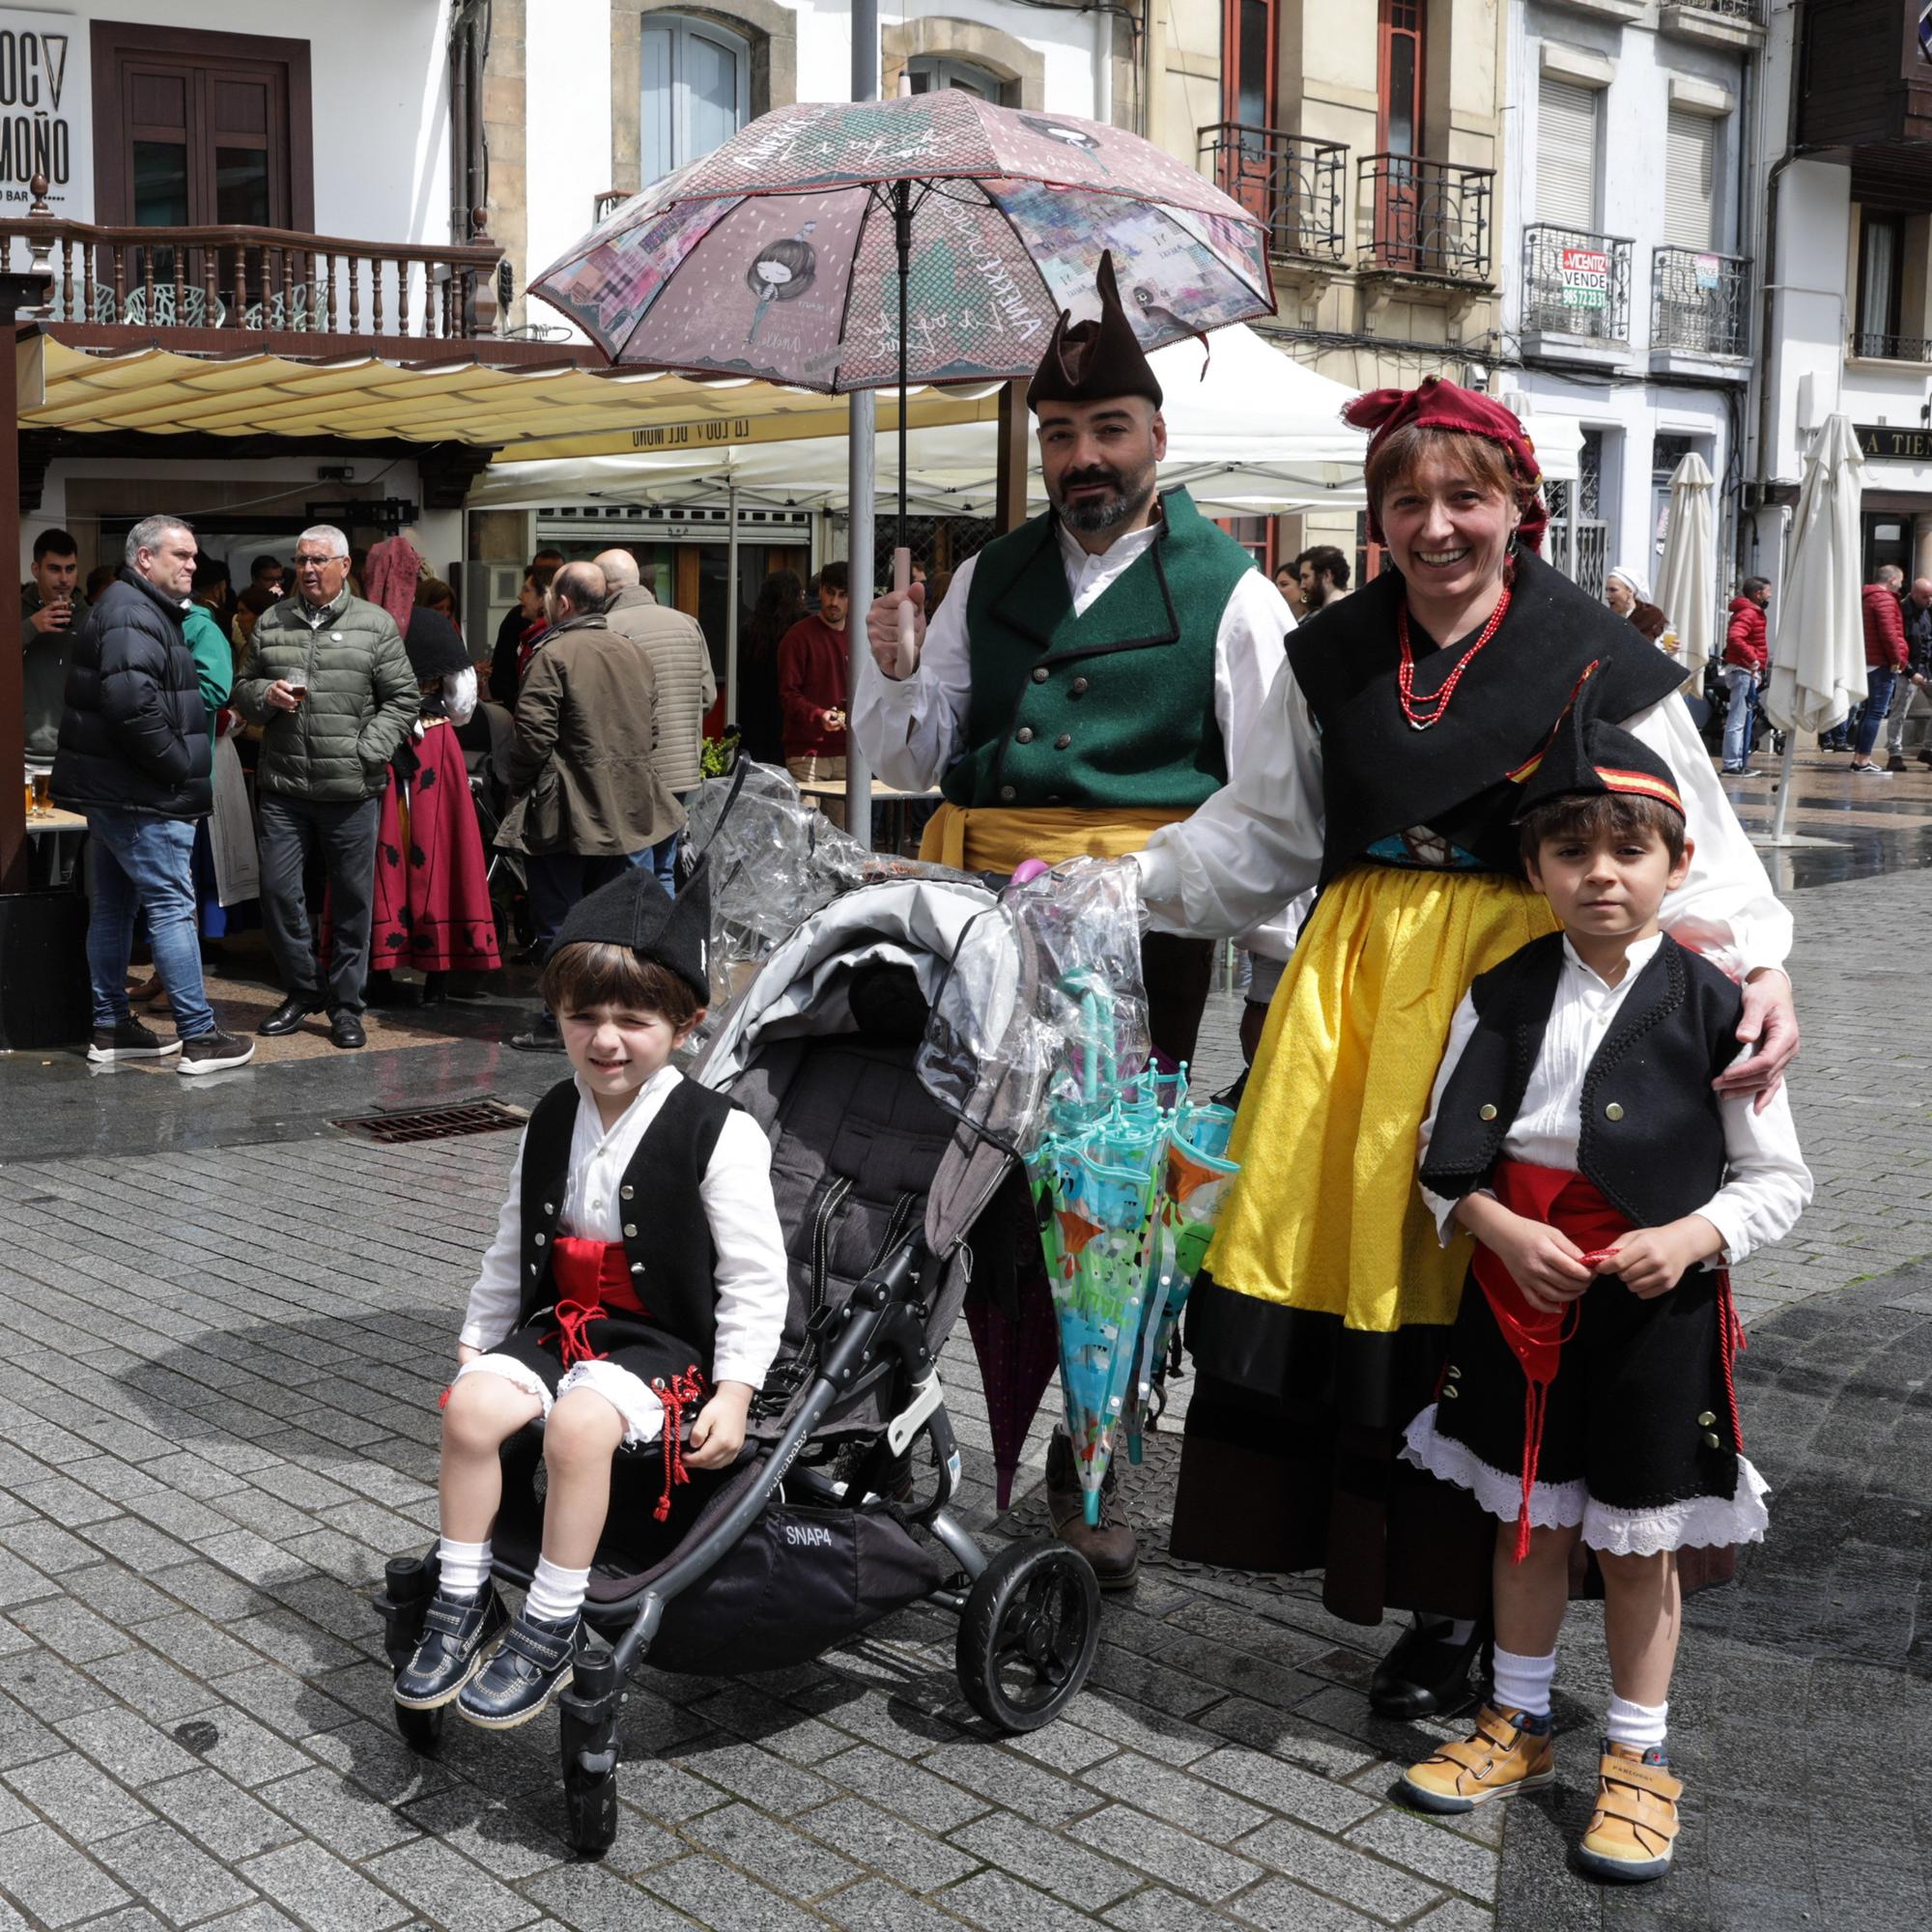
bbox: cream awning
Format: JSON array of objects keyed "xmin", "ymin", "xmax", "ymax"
[{"xmin": 15, "ymin": 331, "xmax": 999, "ymax": 456}]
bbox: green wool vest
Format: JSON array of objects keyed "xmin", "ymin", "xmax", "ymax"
[{"xmin": 944, "ymin": 489, "xmax": 1258, "ymax": 811}]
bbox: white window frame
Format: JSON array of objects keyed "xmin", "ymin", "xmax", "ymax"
[
  {"xmin": 906, "ymin": 53, "xmax": 1007, "ymax": 100},
  {"xmin": 640, "ymin": 13, "xmax": 752, "ymax": 186}
]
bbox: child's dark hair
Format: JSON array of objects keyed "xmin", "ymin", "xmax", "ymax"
[
  {"xmin": 1520, "ymin": 792, "xmax": 1686, "ymax": 867},
  {"xmin": 539, "ymin": 941, "xmax": 702, "ymax": 1030}
]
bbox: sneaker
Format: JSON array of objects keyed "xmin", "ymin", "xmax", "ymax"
[
  {"xmin": 88, "ymin": 1018, "xmax": 182, "ymax": 1062},
  {"xmin": 1398, "ymin": 1704, "xmax": 1555, "ymax": 1814},
  {"xmin": 1850, "ymin": 760, "xmax": 1892, "ymax": 777},
  {"xmin": 1576, "ymin": 1742, "xmax": 1682, "ymax": 1884},
  {"xmin": 1720, "ymin": 764, "xmax": 1747, "ymax": 776},
  {"xmin": 178, "ymin": 1030, "xmax": 257, "ymax": 1075},
  {"xmin": 456, "ymin": 1606, "xmax": 582, "ymax": 1728},
  {"xmin": 395, "ymin": 1588, "xmax": 508, "ymax": 1710}
]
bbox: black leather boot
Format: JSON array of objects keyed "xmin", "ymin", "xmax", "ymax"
[{"xmin": 1369, "ymin": 1615, "xmax": 1492, "ymax": 1720}]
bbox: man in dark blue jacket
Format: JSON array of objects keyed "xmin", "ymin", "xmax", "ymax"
[{"xmin": 51, "ymin": 515, "xmax": 253, "ymax": 1073}]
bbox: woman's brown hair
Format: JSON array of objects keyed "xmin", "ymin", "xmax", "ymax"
[{"xmin": 1365, "ymin": 424, "xmax": 1523, "ymax": 527}]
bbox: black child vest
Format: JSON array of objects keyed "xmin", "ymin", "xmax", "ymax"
[
  {"xmin": 516, "ymin": 1075, "xmax": 736, "ymax": 1369},
  {"xmin": 1418, "ymin": 932, "xmax": 1745, "ymax": 1230}
]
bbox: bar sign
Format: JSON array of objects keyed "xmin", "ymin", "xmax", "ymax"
[{"xmin": 1559, "ymin": 247, "xmax": 1609, "ymax": 310}]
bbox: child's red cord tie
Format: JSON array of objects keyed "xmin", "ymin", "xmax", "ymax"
[
  {"xmin": 654, "ymin": 1367, "xmax": 709, "ymax": 1521},
  {"xmin": 546, "ymin": 1299, "xmax": 603, "ymax": 1371}
]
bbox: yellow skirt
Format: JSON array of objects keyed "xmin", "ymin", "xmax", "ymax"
[
  {"xmin": 918, "ymin": 801, "xmax": 1179, "ymax": 873},
  {"xmin": 1206, "ymin": 865, "xmax": 1560, "ymax": 1337}
]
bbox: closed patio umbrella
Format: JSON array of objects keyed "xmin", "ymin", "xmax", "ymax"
[
  {"xmin": 1762, "ymin": 414, "xmax": 1867, "ymax": 843},
  {"xmin": 1656, "ymin": 450, "xmax": 1717, "ymax": 682}
]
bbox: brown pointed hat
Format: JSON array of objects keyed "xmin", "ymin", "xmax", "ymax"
[{"xmin": 1025, "ymin": 251, "xmax": 1163, "ymax": 414}]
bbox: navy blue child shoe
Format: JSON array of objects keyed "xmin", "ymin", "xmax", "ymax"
[
  {"xmin": 394, "ymin": 1588, "xmax": 508, "ymax": 1709},
  {"xmin": 456, "ymin": 1606, "xmax": 583, "ymax": 1728}
]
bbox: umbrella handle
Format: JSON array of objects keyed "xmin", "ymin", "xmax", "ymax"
[{"xmin": 893, "ymin": 546, "xmax": 919, "ymax": 677}]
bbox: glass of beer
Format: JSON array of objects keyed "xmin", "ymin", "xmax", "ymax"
[
  {"xmin": 31, "ymin": 773, "xmax": 52, "ymax": 816},
  {"xmin": 21, "ymin": 778, "xmax": 33, "ymax": 820}
]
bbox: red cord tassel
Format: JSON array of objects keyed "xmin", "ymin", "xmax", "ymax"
[
  {"xmin": 654, "ymin": 1367, "xmax": 709, "ymax": 1522},
  {"xmin": 1716, "ymin": 1269, "xmax": 1747, "ymax": 1452}
]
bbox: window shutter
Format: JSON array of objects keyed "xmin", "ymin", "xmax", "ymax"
[
  {"xmin": 1664, "ymin": 108, "xmax": 1719, "ymax": 249},
  {"xmin": 1537, "ymin": 77, "xmax": 1598, "ymax": 231}
]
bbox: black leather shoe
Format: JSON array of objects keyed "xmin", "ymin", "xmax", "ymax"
[
  {"xmin": 394, "ymin": 1588, "xmax": 507, "ymax": 1709},
  {"xmin": 329, "ymin": 1009, "xmax": 367, "ymax": 1050},
  {"xmin": 1369, "ymin": 1618, "xmax": 1492, "ymax": 1720},
  {"xmin": 456, "ymin": 1608, "xmax": 582, "ymax": 1728},
  {"xmin": 509, "ymin": 1023, "xmax": 565, "ymax": 1054},
  {"xmin": 258, "ymin": 995, "xmax": 321, "ymax": 1037}
]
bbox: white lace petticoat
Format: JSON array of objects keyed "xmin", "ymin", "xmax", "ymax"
[
  {"xmin": 1400, "ymin": 1402, "xmax": 1771, "ymax": 1557},
  {"xmin": 453, "ymin": 1352, "xmax": 668, "ymax": 1448}
]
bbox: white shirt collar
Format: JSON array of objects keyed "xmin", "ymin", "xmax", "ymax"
[
  {"xmin": 1560, "ymin": 929, "xmax": 1665, "ymax": 993},
  {"xmin": 1054, "ymin": 516, "xmax": 1160, "ymax": 579},
  {"xmin": 572, "ymin": 1060, "xmax": 680, "ymax": 1150}
]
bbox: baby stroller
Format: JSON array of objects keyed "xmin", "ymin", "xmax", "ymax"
[{"xmin": 374, "ymin": 861, "xmax": 1107, "ymax": 1858}]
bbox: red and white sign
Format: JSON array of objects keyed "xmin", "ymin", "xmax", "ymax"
[{"xmin": 1558, "ymin": 246, "xmax": 1609, "ymax": 310}]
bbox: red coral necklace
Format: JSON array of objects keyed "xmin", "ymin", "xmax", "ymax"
[{"xmin": 1396, "ymin": 584, "xmax": 1514, "ymax": 731}]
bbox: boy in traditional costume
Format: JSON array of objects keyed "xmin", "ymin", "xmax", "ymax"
[
  {"xmin": 1396, "ymin": 706, "xmax": 1809, "ymax": 1881},
  {"xmin": 857, "ymin": 250, "xmax": 1294, "ymax": 1582},
  {"xmin": 396, "ymin": 866, "xmax": 787, "ymax": 1727}
]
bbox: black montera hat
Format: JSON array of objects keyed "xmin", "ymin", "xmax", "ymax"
[
  {"xmin": 1025, "ymin": 250, "xmax": 1163, "ymax": 413},
  {"xmin": 553, "ymin": 861, "xmax": 712, "ymax": 1004},
  {"xmin": 1515, "ymin": 686, "xmax": 1686, "ymax": 823}
]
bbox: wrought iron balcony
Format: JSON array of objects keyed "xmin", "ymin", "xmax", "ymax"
[
  {"xmin": 1677, "ymin": 0, "xmax": 1765, "ymax": 21},
  {"xmin": 1520, "ymin": 223, "xmax": 1632, "ymax": 344},
  {"xmin": 1651, "ymin": 246, "xmax": 1749, "ymax": 356},
  {"xmin": 1357, "ymin": 155, "xmax": 1493, "ymax": 282},
  {"xmin": 1850, "ymin": 331, "xmax": 1932, "ymax": 361},
  {"xmin": 0, "ymin": 212, "xmax": 503, "ymax": 340},
  {"xmin": 1200, "ymin": 125, "xmax": 1347, "ymax": 264}
]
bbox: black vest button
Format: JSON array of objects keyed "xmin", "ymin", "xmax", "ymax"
[
  {"xmin": 1479, "ymin": 1103, "xmax": 1497, "ymax": 1122},
  {"xmin": 1702, "ymin": 1431, "xmax": 1722, "ymax": 1449},
  {"xmin": 623, "ymin": 1222, "xmax": 638, "ymax": 1237},
  {"xmin": 1015, "ymin": 726, "xmax": 1035, "ymax": 744},
  {"xmin": 620, "ymin": 1185, "xmax": 635, "ymax": 1200},
  {"xmin": 543, "ymin": 1202, "xmax": 554, "ymax": 1214},
  {"xmin": 1031, "ymin": 666, "xmax": 1049, "ymax": 683},
  {"xmin": 1605, "ymin": 1102, "xmax": 1625, "ymax": 1122},
  {"xmin": 1054, "ymin": 733, "xmax": 1071, "ymax": 750},
  {"xmin": 1696, "ymin": 1409, "xmax": 1716, "ymax": 1427},
  {"xmin": 999, "ymin": 784, "xmax": 1016, "ymax": 802},
  {"xmin": 534, "ymin": 1233, "xmax": 546, "ymax": 1245},
  {"xmin": 1442, "ymin": 1382, "xmax": 1460, "ymax": 1399},
  {"xmin": 1070, "ymin": 676, "xmax": 1090, "ymax": 696}
]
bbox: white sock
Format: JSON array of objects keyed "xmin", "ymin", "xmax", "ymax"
[
  {"xmin": 1605, "ymin": 1693, "xmax": 1668, "ymax": 1753},
  {"xmin": 436, "ymin": 1537, "xmax": 491, "ymax": 1600},
  {"xmin": 526, "ymin": 1556, "xmax": 590, "ymax": 1626},
  {"xmin": 1492, "ymin": 1644, "xmax": 1558, "ymax": 1720}
]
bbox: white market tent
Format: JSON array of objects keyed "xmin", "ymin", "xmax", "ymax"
[{"xmin": 469, "ymin": 326, "xmax": 1584, "ymax": 518}]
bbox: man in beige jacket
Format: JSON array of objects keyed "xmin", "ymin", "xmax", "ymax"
[
  {"xmin": 595, "ymin": 548, "xmax": 716, "ymax": 892},
  {"xmin": 497, "ymin": 560, "xmax": 683, "ymax": 1050}
]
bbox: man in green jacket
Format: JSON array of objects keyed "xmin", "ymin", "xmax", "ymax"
[{"xmin": 232, "ymin": 524, "xmax": 417, "ymax": 1049}]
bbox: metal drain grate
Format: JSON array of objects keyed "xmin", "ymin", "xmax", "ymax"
[{"xmin": 332, "ymin": 1099, "xmax": 528, "ymax": 1146}]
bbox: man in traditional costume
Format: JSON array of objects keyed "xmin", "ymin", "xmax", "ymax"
[
  {"xmin": 1127, "ymin": 379, "xmax": 1801, "ymax": 1715},
  {"xmin": 856, "ymin": 251, "xmax": 1293, "ymax": 1582}
]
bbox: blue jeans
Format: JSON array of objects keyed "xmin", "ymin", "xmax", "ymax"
[
  {"xmin": 1855, "ymin": 667, "xmax": 1900, "ymax": 758},
  {"xmin": 1720, "ymin": 666, "xmax": 1757, "ymax": 768},
  {"xmin": 84, "ymin": 807, "xmax": 214, "ymax": 1037},
  {"xmin": 649, "ymin": 830, "xmax": 679, "ymax": 899},
  {"xmin": 526, "ymin": 849, "xmax": 651, "ymax": 964}
]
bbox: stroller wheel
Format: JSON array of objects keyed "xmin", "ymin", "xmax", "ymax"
[
  {"xmin": 956, "ymin": 1538, "xmax": 1100, "ymax": 1733},
  {"xmin": 393, "ymin": 1699, "xmax": 445, "ymax": 1753},
  {"xmin": 559, "ymin": 1651, "xmax": 621, "ymax": 1860}
]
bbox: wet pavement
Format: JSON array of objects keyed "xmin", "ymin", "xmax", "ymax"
[{"xmin": 0, "ymin": 754, "xmax": 1924, "ymax": 1930}]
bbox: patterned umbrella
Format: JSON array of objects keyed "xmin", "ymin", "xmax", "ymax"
[{"xmin": 529, "ymin": 90, "xmax": 1274, "ymax": 610}]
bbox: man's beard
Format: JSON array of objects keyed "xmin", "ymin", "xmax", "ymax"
[
  {"xmin": 1052, "ymin": 460, "xmax": 1156, "ymax": 535},
  {"xmin": 1303, "ymin": 581, "xmax": 1326, "ymax": 610}
]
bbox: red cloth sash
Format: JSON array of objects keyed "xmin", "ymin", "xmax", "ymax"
[{"xmin": 1467, "ymin": 1162, "xmax": 1632, "ymax": 1561}]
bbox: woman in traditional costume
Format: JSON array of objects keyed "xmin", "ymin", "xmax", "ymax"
[{"xmin": 1131, "ymin": 380, "xmax": 1801, "ymax": 1717}]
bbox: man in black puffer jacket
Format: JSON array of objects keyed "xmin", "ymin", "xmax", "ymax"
[{"xmin": 51, "ymin": 515, "xmax": 253, "ymax": 1073}]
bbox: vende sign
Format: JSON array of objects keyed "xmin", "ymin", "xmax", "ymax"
[
  {"xmin": 1558, "ymin": 246, "xmax": 1609, "ymax": 311},
  {"xmin": 0, "ymin": 10, "xmax": 90, "ymax": 218}
]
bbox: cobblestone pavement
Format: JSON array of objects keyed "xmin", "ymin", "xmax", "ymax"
[{"xmin": 0, "ymin": 804, "xmax": 1923, "ymax": 1930}]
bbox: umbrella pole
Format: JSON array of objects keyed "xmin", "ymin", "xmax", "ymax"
[
  {"xmin": 892, "ymin": 180, "xmax": 917, "ymax": 672},
  {"xmin": 724, "ymin": 482, "xmax": 740, "ymax": 735},
  {"xmin": 1770, "ymin": 731, "xmax": 1797, "ymax": 844}
]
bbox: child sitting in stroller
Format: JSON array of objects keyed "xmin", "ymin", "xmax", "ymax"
[{"xmin": 396, "ymin": 864, "xmax": 788, "ymax": 1728}]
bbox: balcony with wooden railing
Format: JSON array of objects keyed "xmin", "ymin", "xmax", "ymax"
[{"xmin": 0, "ymin": 200, "xmax": 504, "ymax": 343}]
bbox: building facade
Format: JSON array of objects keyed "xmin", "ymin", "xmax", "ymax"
[
  {"xmin": 1749, "ymin": 0, "xmax": 1932, "ymax": 595},
  {"xmin": 1499, "ymin": 0, "xmax": 1764, "ymax": 604}
]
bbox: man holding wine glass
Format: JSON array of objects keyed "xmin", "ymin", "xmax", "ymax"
[{"xmin": 21, "ymin": 526, "xmax": 85, "ymax": 768}]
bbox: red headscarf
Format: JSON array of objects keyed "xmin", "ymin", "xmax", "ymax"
[{"xmin": 1345, "ymin": 376, "xmax": 1548, "ymax": 554}]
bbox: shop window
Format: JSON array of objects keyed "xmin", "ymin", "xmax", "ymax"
[{"xmin": 642, "ymin": 14, "xmax": 751, "ymax": 185}]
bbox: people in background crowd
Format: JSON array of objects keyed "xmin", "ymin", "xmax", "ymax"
[
  {"xmin": 1605, "ymin": 565, "xmax": 1681, "ymax": 661},
  {"xmin": 21, "ymin": 526, "xmax": 85, "ymax": 764},
  {"xmin": 248, "ymin": 554, "xmax": 287, "ymax": 599},
  {"xmin": 415, "ymin": 576, "xmax": 461, "ymax": 630},
  {"xmin": 495, "ymin": 560, "xmax": 683, "ymax": 1052},
  {"xmin": 191, "ymin": 555, "xmax": 235, "ymax": 636},
  {"xmin": 1853, "ymin": 563, "xmax": 1908, "ymax": 774},
  {"xmin": 1885, "ymin": 575, "xmax": 1932, "ymax": 773},
  {"xmin": 233, "ymin": 523, "xmax": 418, "ymax": 1050},
  {"xmin": 232, "ymin": 583, "xmax": 278, "ymax": 664},
  {"xmin": 50, "ymin": 514, "xmax": 254, "ymax": 1074},
  {"xmin": 739, "ymin": 569, "xmax": 803, "ymax": 766},
  {"xmin": 595, "ymin": 547, "xmax": 716, "ymax": 895},
  {"xmin": 780, "ymin": 559, "xmax": 850, "ymax": 827},
  {"xmin": 1720, "ymin": 575, "xmax": 1771, "ymax": 775},
  {"xmin": 489, "ymin": 547, "xmax": 563, "ymax": 705},
  {"xmin": 1298, "ymin": 543, "xmax": 1352, "ymax": 612}
]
